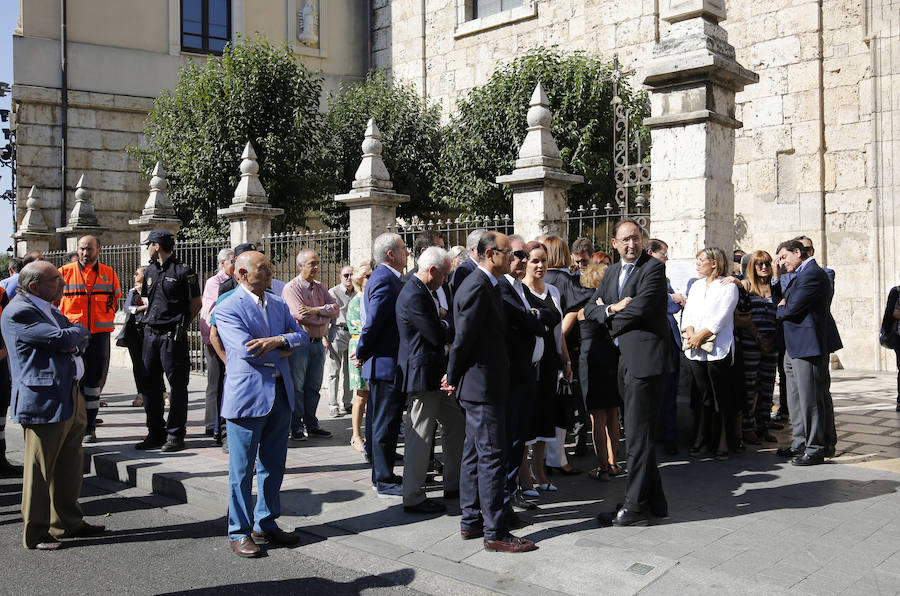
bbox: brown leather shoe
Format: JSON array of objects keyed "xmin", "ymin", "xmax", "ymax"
[
  {"xmin": 69, "ymin": 522, "xmax": 106, "ymax": 537},
  {"xmin": 483, "ymin": 534, "xmax": 537, "ymax": 553},
  {"xmin": 460, "ymin": 526, "xmax": 484, "ymax": 540},
  {"xmin": 230, "ymin": 535, "xmax": 261, "ymax": 558},
  {"xmin": 251, "ymin": 527, "xmax": 299, "ymax": 546}
]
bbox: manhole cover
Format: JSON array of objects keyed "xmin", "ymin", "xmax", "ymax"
[{"xmin": 627, "ymin": 563, "xmax": 655, "ymax": 575}]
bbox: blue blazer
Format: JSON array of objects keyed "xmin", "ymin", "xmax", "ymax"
[
  {"xmin": 214, "ymin": 288, "xmax": 308, "ymax": 419},
  {"xmin": 446, "ymin": 268, "xmax": 509, "ymax": 404},
  {"xmin": 396, "ymin": 276, "xmax": 451, "ymax": 393},
  {"xmin": 777, "ymin": 258, "xmax": 843, "ymax": 359},
  {"xmin": 0, "ymin": 294, "xmax": 90, "ymax": 424},
  {"xmin": 356, "ymin": 263, "xmax": 403, "ymax": 382}
]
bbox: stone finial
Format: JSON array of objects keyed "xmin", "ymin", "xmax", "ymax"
[
  {"xmin": 66, "ymin": 173, "xmax": 99, "ymax": 227},
  {"xmin": 514, "ymin": 83, "xmax": 563, "ymax": 169},
  {"xmin": 660, "ymin": 0, "xmax": 726, "ymax": 24},
  {"xmin": 141, "ymin": 162, "xmax": 176, "ymax": 217},
  {"xmin": 352, "ymin": 119, "xmax": 394, "ymax": 191},
  {"xmin": 231, "ymin": 141, "xmax": 269, "ymax": 205},
  {"xmin": 18, "ymin": 185, "xmax": 50, "ymax": 233}
]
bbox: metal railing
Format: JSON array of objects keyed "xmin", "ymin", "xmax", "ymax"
[
  {"xmin": 387, "ymin": 214, "xmax": 514, "ymax": 250},
  {"xmin": 260, "ymin": 228, "xmax": 350, "ymax": 290},
  {"xmin": 565, "ymin": 200, "xmax": 650, "ymax": 256}
]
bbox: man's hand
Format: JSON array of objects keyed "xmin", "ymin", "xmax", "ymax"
[
  {"xmin": 245, "ymin": 336, "xmax": 284, "ymax": 358},
  {"xmin": 296, "ymin": 304, "xmax": 319, "ymax": 317},
  {"xmin": 349, "ymin": 351, "xmax": 362, "ymax": 369},
  {"xmin": 440, "ymin": 374, "xmax": 456, "ymax": 396},
  {"xmin": 671, "ymin": 293, "xmax": 686, "ymax": 306},
  {"xmin": 609, "ymin": 296, "xmax": 632, "ymax": 313},
  {"xmin": 576, "ymin": 308, "xmax": 585, "ymax": 321},
  {"xmin": 322, "ymin": 336, "xmax": 330, "ymax": 352},
  {"xmin": 594, "ymin": 297, "xmax": 605, "ymax": 307},
  {"xmin": 777, "ymin": 299, "xmax": 786, "ymax": 307}
]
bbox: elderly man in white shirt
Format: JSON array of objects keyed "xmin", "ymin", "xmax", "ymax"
[{"xmin": 681, "ymin": 247, "xmax": 739, "ymax": 460}]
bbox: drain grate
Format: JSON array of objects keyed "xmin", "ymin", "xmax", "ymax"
[{"xmin": 626, "ymin": 563, "xmax": 655, "ymax": 575}]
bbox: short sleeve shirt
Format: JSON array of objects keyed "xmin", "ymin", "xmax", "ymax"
[{"xmin": 141, "ymin": 256, "xmax": 201, "ymax": 327}]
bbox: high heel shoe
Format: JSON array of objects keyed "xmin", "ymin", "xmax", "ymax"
[
  {"xmin": 537, "ymin": 483, "xmax": 557, "ymax": 492},
  {"xmin": 689, "ymin": 443, "xmax": 706, "ymax": 456},
  {"xmin": 521, "ymin": 488, "xmax": 540, "ymax": 498}
]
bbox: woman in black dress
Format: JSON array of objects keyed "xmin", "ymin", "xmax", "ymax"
[{"xmin": 577, "ymin": 264, "xmax": 622, "ymax": 480}]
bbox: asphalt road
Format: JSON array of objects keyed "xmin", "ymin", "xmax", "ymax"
[{"xmin": 0, "ymin": 474, "xmax": 424, "ymax": 596}]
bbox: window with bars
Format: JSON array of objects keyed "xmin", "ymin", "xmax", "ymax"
[
  {"xmin": 181, "ymin": 0, "xmax": 231, "ymax": 55},
  {"xmin": 472, "ymin": 0, "xmax": 524, "ymax": 19}
]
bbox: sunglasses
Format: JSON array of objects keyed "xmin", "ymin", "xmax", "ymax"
[
  {"xmin": 512, "ymin": 250, "xmax": 527, "ymax": 259},
  {"xmin": 755, "ymin": 262, "xmax": 772, "ymax": 268},
  {"xmin": 341, "ymin": 273, "xmax": 352, "ymax": 277}
]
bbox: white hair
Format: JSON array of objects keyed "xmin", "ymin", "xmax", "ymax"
[
  {"xmin": 217, "ymin": 248, "xmax": 234, "ymax": 267},
  {"xmin": 296, "ymin": 248, "xmax": 317, "ymax": 267},
  {"xmin": 466, "ymin": 228, "xmax": 488, "ymax": 251},
  {"xmin": 373, "ymin": 233, "xmax": 403, "ymax": 264},
  {"xmin": 418, "ymin": 246, "xmax": 450, "ymax": 273}
]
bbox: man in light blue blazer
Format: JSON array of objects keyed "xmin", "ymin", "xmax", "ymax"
[
  {"xmin": 0, "ymin": 261, "xmax": 106, "ymax": 550},
  {"xmin": 214, "ymin": 251, "xmax": 309, "ymax": 558}
]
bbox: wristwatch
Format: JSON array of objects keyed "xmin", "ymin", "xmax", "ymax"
[{"xmin": 280, "ymin": 335, "xmax": 290, "ymax": 349}]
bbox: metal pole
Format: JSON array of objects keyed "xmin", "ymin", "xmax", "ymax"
[{"xmin": 60, "ymin": 0, "xmax": 68, "ymax": 249}]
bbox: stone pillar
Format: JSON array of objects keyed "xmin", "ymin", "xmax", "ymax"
[
  {"xmin": 129, "ymin": 162, "xmax": 182, "ymax": 244},
  {"xmin": 496, "ymin": 83, "xmax": 583, "ymax": 241},
  {"xmin": 336, "ymin": 119, "xmax": 409, "ymax": 265},
  {"xmin": 643, "ymin": 0, "xmax": 758, "ymax": 260},
  {"xmin": 56, "ymin": 173, "xmax": 104, "ymax": 251},
  {"xmin": 12, "ymin": 185, "xmax": 55, "ymax": 256},
  {"xmin": 217, "ymin": 142, "xmax": 284, "ymax": 247}
]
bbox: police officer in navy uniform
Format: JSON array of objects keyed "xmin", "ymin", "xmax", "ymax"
[{"xmin": 137, "ymin": 230, "xmax": 202, "ymax": 452}]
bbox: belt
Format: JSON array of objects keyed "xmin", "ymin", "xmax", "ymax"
[
  {"xmin": 310, "ymin": 337, "xmax": 323, "ymax": 343},
  {"xmin": 146, "ymin": 325, "xmax": 177, "ymax": 335}
]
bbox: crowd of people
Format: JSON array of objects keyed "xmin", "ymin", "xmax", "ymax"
[{"xmin": 0, "ymin": 220, "xmax": 850, "ymax": 556}]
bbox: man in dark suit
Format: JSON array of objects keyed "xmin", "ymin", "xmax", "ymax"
[
  {"xmin": 449, "ymin": 228, "xmax": 486, "ymax": 294},
  {"xmin": 397, "ymin": 247, "xmax": 464, "ymax": 514},
  {"xmin": 774, "ymin": 239, "xmax": 842, "ymax": 466},
  {"xmin": 0, "ymin": 261, "xmax": 105, "ymax": 550},
  {"xmin": 498, "ymin": 235, "xmax": 558, "ymax": 518},
  {"xmin": 356, "ymin": 233, "xmax": 409, "ymax": 497},
  {"xmin": 584, "ymin": 219, "xmax": 670, "ymax": 527},
  {"xmin": 443, "ymin": 231, "xmax": 536, "ymax": 553}
]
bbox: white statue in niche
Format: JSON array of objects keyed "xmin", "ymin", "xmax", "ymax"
[{"xmin": 297, "ymin": 0, "xmax": 319, "ymax": 48}]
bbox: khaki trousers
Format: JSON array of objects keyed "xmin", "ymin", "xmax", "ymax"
[
  {"xmin": 21, "ymin": 383, "xmax": 86, "ymax": 548},
  {"xmin": 402, "ymin": 390, "xmax": 465, "ymax": 507}
]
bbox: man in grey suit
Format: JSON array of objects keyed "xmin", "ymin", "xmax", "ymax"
[{"xmin": 0, "ymin": 261, "xmax": 106, "ymax": 550}]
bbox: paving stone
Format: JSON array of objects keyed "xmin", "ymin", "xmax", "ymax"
[{"xmin": 843, "ymin": 433, "xmax": 900, "ymax": 447}]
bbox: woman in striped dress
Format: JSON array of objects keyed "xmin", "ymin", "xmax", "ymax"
[{"xmin": 741, "ymin": 250, "xmax": 782, "ymax": 444}]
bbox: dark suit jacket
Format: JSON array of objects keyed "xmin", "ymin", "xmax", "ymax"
[
  {"xmin": 583, "ymin": 252, "xmax": 670, "ymax": 379},
  {"xmin": 356, "ymin": 263, "xmax": 403, "ymax": 382},
  {"xmin": 881, "ymin": 286, "xmax": 899, "ymax": 348},
  {"xmin": 396, "ymin": 276, "xmax": 451, "ymax": 393},
  {"xmin": 777, "ymin": 258, "xmax": 843, "ymax": 359},
  {"xmin": 0, "ymin": 294, "xmax": 90, "ymax": 424},
  {"xmin": 499, "ymin": 276, "xmax": 559, "ymax": 380},
  {"xmin": 450, "ymin": 257, "xmax": 477, "ymax": 295},
  {"xmin": 446, "ymin": 268, "xmax": 509, "ymax": 404}
]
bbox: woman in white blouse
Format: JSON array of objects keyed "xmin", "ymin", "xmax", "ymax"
[{"xmin": 681, "ymin": 247, "xmax": 739, "ymax": 460}]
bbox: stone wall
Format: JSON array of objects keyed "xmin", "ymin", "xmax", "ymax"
[
  {"xmin": 380, "ymin": 0, "xmax": 889, "ymax": 370},
  {"xmin": 13, "ymin": 85, "xmax": 152, "ymax": 247}
]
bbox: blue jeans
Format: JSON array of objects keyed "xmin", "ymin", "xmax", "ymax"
[
  {"xmin": 226, "ymin": 378, "xmax": 291, "ymax": 540},
  {"xmin": 289, "ymin": 341, "xmax": 326, "ymax": 433}
]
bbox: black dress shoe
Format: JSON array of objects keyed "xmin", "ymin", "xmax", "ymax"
[
  {"xmin": 824, "ymin": 445, "xmax": 836, "ymax": 458},
  {"xmin": 511, "ymin": 493, "xmax": 538, "ymax": 511},
  {"xmin": 791, "ymin": 453, "xmax": 825, "ymax": 466},
  {"xmin": 231, "ymin": 536, "xmax": 261, "ymax": 558},
  {"xmin": 460, "ymin": 526, "xmax": 484, "ymax": 540},
  {"xmin": 597, "ymin": 507, "xmax": 649, "ymax": 527},
  {"xmin": 135, "ymin": 435, "xmax": 167, "ymax": 450},
  {"xmin": 663, "ymin": 440, "xmax": 678, "ymax": 455},
  {"xmin": 503, "ymin": 509, "xmax": 526, "ymax": 529},
  {"xmin": 403, "ymin": 498, "xmax": 447, "ymax": 514},
  {"xmin": 776, "ymin": 446, "xmax": 802, "ymax": 458},
  {"xmin": 251, "ymin": 527, "xmax": 299, "ymax": 546},
  {"xmin": 161, "ymin": 438, "xmax": 185, "ymax": 453},
  {"xmin": 68, "ymin": 522, "xmax": 106, "ymax": 537}
]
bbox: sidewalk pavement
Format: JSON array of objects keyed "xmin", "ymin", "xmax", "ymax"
[{"xmin": 6, "ymin": 367, "xmax": 900, "ymax": 595}]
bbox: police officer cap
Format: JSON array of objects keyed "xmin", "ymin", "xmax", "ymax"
[
  {"xmin": 233, "ymin": 242, "xmax": 262, "ymax": 256},
  {"xmin": 142, "ymin": 230, "xmax": 175, "ymax": 245}
]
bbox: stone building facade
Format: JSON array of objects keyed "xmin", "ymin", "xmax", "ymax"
[
  {"xmin": 374, "ymin": 0, "xmax": 900, "ymax": 371},
  {"xmin": 11, "ymin": 0, "xmax": 369, "ymax": 247}
]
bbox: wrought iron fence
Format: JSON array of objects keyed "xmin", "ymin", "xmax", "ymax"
[
  {"xmin": 565, "ymin": 200, "xmax": 650, "ymax": 256},
  {"xmin": 260, "ymin": 228, "xmax": 350, "ymax": 290},
  {"xmin": 387, "ymin": 214, "xmax": 514, "ymax": 251}
]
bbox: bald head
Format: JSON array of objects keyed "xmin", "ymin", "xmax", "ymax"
[
  {"xmin": 235, "ymin": 251, "xmax": 273, "ymax": 297},
  {"xmin": 77, "ymin": 235, "xmax": 101, "ymax": 267},
  {"xmin": 19, "ymin": 261, "xmax": 65, "ymax": 302}
]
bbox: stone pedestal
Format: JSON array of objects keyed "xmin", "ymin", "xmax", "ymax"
[
  {"xmin": 12, "ymin": 185, "xmax": 55, "ymax": 256},
  {"xmin": 496, "ymin": 83, "xmax": 582, "ymax": 240},
  {"xmin": 56, "ymin": 173, "xmax": 103, "ymax": 251},
  {"xmin": 217, "ymin": 142, "xmax": 284, "ymax": 247},
  {"xmin": 336, "ymin": 119, "xmax": 409, "ymax": 265},
  {"xmin": 129, "ymin": 162, "xmax": 182, "ymax": 243},
  {"xmin": 643, "ymin": 0, "xmax": 757, "ymax": 260}
]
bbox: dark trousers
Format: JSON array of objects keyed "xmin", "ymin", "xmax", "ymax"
[
  {"xmin": 367, "ymin": 378, "xmax": 405, "ymax": 490},
  {"xmin": 618, "ymin": 364, "xmax": 666, "ymax": 513},
  {"xmin": 124, "ymin": 331, "xmax": 146, "ymax": 397},
  {"xmin": 142, "ymin": 329, "xmax": 190, "ymax": 441},
  {"xmin": 659, "ymin": 345, "xmax": 680, "ymax": 442},
  {"xmin": 81, "ymin": 332, "xmax": 110, "ymax": 433},
  {"xmin": 776, "ymin": 347, "xmax": 790, "ymax": 417},
  {"xmin": 895, "ymin": 348, "xmax": 900, "ymax": 405},
  {"xmin": 459, "ymin": 399, "xmax": 507, "ymax": 541},
  {"xmin": 504, "ymin": 368, "xmax": 537, "ymax": 504}
]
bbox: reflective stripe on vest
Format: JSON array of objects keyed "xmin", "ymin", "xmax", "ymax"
[{"xmin": 57, "ymin": 262, "xmax": 121, "ymax": 334}]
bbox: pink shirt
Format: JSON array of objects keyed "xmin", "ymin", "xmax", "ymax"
[
  {"xmin": 282, "ymin": 275, "xmax": 338, "ymax": 338},
  {"xmin": 200, "ymin": 270, "xmax": 230, "ymax": 344}
]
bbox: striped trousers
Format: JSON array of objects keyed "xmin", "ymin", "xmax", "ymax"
[{"xmin": 741, "ymin": 335, "xmax": 778, "ymax": 433}]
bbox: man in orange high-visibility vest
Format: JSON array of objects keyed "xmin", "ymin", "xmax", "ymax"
[{"xmin": 57, "ymin": 235, "xmax": 121, "ymax": 443}]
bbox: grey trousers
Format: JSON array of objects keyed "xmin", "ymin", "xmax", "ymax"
[
  {"xmin": 783, "ymin": 353, "xmax": 837, "ymax": 456},
  {"xmin": 402, "ymin": 390, "xmax": 465, "ymax": 507},
  {"xmin": 326, "ymin": 333, "xmax": 352, "ymax": 411},
  {"xmin": 204, "ymin": 344, "xmax": 224, "ymax": 432}
]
